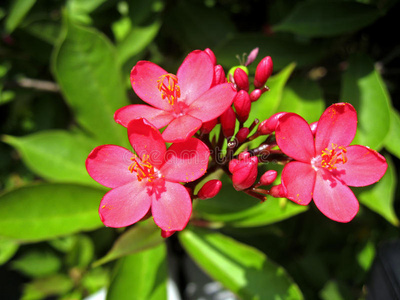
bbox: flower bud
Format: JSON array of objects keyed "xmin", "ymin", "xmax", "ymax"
[
  {"xmin": 269, "ymin": 184, "xmax": 287, "ymax": 198},
  {"xmin": 249, "ymin": 89, "xmax": 262, "ymax": 102},
  {"xmin": 310, "ymin": 121, "xmax": 318, "ymax": 136},
  {"xmin": 245, "ymin": 47, "xmax": 259, "ymax": 66},
  {"xmin": 257, "ymin": 112, "xmax": 287, "ymax": 135},
  {"xmin": 213, "ymin": 65, "xmax": 226, "ymax": 86},
  {"xmin": 259, "ymin": 170, "xmax": 277, "ymax": 186},
  {"xmin": 233, "ymin": 90, "xmax": 251, "ymax": 123},
  {"xmin": 200, "ymin": 118, "xmax": 218, "ymax": 134},
  {"xmin": 236, "ymin": 127, "xmax": 250, "ymax": 143},
  {"xmin": 234, "ymin": 67, "xmax": 249, "ymax": 91},
  {"xmin": 229, "ymin": 156, "xmax": 258, "ymax": 191},
  {"xmin": 204, "ymin": 48, "xmax": 217, "ymax": 65},
  {"xmin": 254, "ymin": 56, "xmax": 273, "ymax": 88},
  {"xmin": 220, "ymin": 107, "xmax": 236, "ymax": 138},
  {"xmin": 198, "ymin": 179, "xmax": 222, "ymax": 200},
  {"xmin": 238, "ymin": 151, "xmax": 251, "ymax": 161}
]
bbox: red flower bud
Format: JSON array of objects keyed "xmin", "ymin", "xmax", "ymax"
[
  {"xmin": 310, "ymin": 121, "xmax": 318, "ymax": 136},
  {"xmin": 200, "ymin": 118, "xmax": 218, "ymax": 134},
  {"xmin": 229, "ymin": 156, "xmax": 258, "ymax": 191},
  {"xmin": 198, "ymin": 179, "xmax": 222, "ymax": 200},
  {"xmin": 257, "ymin": 112, "xmax": 287, "ymax": 135},
  {"xmin": 254, "ymin": 56, "xmax": 273, "ymax": 88},
  {"xmin": 238, "ymin": 151, "xmax": 251, "ymax": 161},
  {"xmin": 236, "ymin": 127, "xmax": 250, "ymax": 143},
  {"xmin": 220, "ymin": 107, "xmax": 236, "ymax": 138},
  {"xmin": 245, "ymin": 47, "xmax": 259, "ymax": 66},
  {"xmin": 259, "ymin": 170, "xmax": 277, "ymax": 186},
  {"xmin": 249, "ymin": 89, "xmax": 262, "ymax": 102},
  {"xmin": 204, "ymin": 48, "xmax": 217, "ymax": 65},
  {"xmin": 233, "ymin": 90, "xmax": 251, "ymax": 123},
  {"xmin": 269, "ymin": 184, "xmax": 287, "ymax": 198},
  {"xmin": 234, "ymin": 67, "xmax": 249, "ymax": 92},
  {"xmin": 213, "ymin": 65, "xmax": 226, "ymax": 86}
]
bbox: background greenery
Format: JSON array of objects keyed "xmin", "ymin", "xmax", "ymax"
[{"xmin": 1, "ymin": 0, "xmax": 399, "ymax": 299}]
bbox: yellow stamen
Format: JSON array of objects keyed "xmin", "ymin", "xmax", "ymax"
[
  {"xmin": 157, "ymin": 74, "xmax": 181, "ymax": 106},
  {"xmin": 321, "ymin": 143, "xmax": 348, "ymax": 170},
  {"xmin": 128, "ymin": 154, "xmax": 156, "ymax": 182}
]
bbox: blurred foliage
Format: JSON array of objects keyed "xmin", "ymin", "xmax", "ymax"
[{"xmin": 1, "ymin": 0, "xmax": 400, "ymax": 299}]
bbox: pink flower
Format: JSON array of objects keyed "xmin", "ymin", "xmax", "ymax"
[
  {"xmin": 115, "ymin": 50, "xmax": 236, "ymax": 143},
  {"xmin": 86, "ymin": 118, "xmax": 210, "ymax": 233},
  {"xmin": 275, "ymin": 103, "xmax": 387, "ymax": 222}
]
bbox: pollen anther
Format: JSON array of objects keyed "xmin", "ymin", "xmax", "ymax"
[
  {"xmin": 320, "ymin": 143, "xmax": 348, "ymax": 170},
  {"xmin": 128, "ymin": 154, "xmax": 156, "ymax": 182},
  {"xmin": 157, "ymin": 74, "xmax": 181, "ymax": 106}
]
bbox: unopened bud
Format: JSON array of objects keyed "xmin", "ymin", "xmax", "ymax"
[
  {"xmin": 198, "ymin": 180, "xmax": 222, "ymax": 200},
  {"xmin": 269, "ymin": 184, "xmax": 287, "ymax": 198},
  {"xmin": 213, "ymin": 65, "xmax": 226, "ymax": 86},
  {"xmin": 236, "ymin": 127, "xmax": 250, "ymax": 143},
  {"xmin": 249, "ymin": 89, "xmax": 262, "ymax": 102},
  {"xmin": 259, "ymin": 170, "xmax": 277, "ymax": 186},
  {"xmin": 233, "ymin": 90, "xmax": 251, "ymax": 123},
  {"xmin": 204, "ymin": 48, "xmax": 217, "ymax": 65},
  {"xmin": 245, "ymin": 47, "xmax": 259, "ymax": 66},
  {"xmin": 257, "ymin": 112, "xmax": 287, "ymax": 135},
  {"xmin": 200, "ymin": 118, "xmax": 218, "ymax": 134},
  {"xmin": 220, "ymin": 107, "xmax": 236, "ymax": 138},
  {"xmin": 234, "ymin": 67, "xmax": 249, "ymax": 91},
  {"xmin": 254, "ymin": 56, "xmax": 273, "ymax": 88},
  {"xmin": 238, "ymin": 151, "xmax": 251, "ymax": 161},
  {"xmin": 229, "ymin": 156, "xmax": 258, "ymax": 191},
  {"xmin": 310, "ymin": 121, "xmax": 318, "ymax": 136}
]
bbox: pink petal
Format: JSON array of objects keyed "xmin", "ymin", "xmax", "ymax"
[
  {"xmin": 313, "ymin": 169, "xmax": 359, "ymax": 222},
  {"xmin": 161, "ymin": 115, "xmax": 203, "ymax": 143},
  {"xmin": 127, "ymin": 118, "xmax": 166, "ymax": 168},
  {"xmin": 177, "ymin": 50, "xmax": 214, "ymax": 106},
  {"xmin": 130, "ymin": 61, "xmax": 173, "ymax": 111},
  {"xmin": 315, "ymin": 103, "xmax": 357, "ymax": 154},
  {"xmin": 334, "ymin": 145, "xmax": 387, "ymax": 187},
  {"xmin": 281, "ymin": 161, "xmax": 315, "ymax": 205},
  {"xmin": 160, "ymin": 137, "xmax": 209, "ymax": 182},
  {"xmin": 275, "ymin": 113, "xmax": 315, "ymax": 162},
  {"xmin": 186, "ymin": 83, "xmax": 237, "ymax": 122},
  {"xmin": 114, "ymin": 104, "xmax": 174, "ymax": 128},
  {"xmin": 86, "ymin": 145, "xmax": 135, "ymax": 188},
  {"xmin": 99, "ymin": 181, "xmax": 151, "ymax": 227},
  {"xmin": 151, "ymin": 181, "xmax": 192, "ymax": 232}
]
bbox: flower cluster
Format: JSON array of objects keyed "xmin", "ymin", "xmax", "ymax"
[{"xmin": 86, "ymin": 48, "xmax": 388, "ymax": 236}]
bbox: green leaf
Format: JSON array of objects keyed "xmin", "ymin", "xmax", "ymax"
[
  {"xmin": 384, "ymin": 109, "xmax": 400, "ymax": 159},
  {"xmin": 319, "ymin": 280, "xmax": 345, "ymax": 300},
  {"xmin": 52, "ymin": 16, "xmax": 129, "ymax": 146},
  {"xmin": 0, "ymin": 238, "xmax": 18, "ymax": 265},
  {"xmin": 93, "ymin": 220, "xmax": 164, "ymax": 267},
  {"xmin": 356, "ymin": 155, "xmax": 399, "ymax": 226},
  {"xmin": 5, "ymin": 0, "xmax": 37, "ymax": 33},
  {"xmin": 273, "ymin": 1, "xmax": 381, "ymax": 37},
  {"xmin": 179, "ymin": 228, "xmax": 303, "ymax": 300},
  {"xmin": 341, "ymin": 54, "xmax": 391, "ymax": 150},
  {"xmin": 0, "ymin": 183, "xmax": 105, "ymax": 242},
  {"xmin": 66, "ymin": 234, "xmax": 94, "ymax": 269},
  {"xmin": 67, "ymin": 0, "xmax": 108, "ymax": 24},
  {"xmin": 21, "ymin": 274, "xmax": 73, "ymax": 300},
  {"xmin": 11, "ymin": 250, "xmax": 61, "ymax": 278},
  {"xmin": 107, "ymin": 243, "xmax": 167, "ymax": 300},
  {"xmin": 277, "ymin": 77, "xmax": 325, "ymax": 123},
  {"xmin": 2, "ymin": 130, "xmax": 100, "ymax": 187}
]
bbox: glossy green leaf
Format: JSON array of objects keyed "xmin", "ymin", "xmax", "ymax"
[
  {"xmin": 277, "ymin": 77, "xmax": 325, "ymax": 123},
  {"xmin": 0, "ymin": 238, "xmax": 18, "ymax": 265},
  {"xmin": 0, "ymin": 183, "xmax": 104, "ymax": 242},
  {"xmin": 93, "ymin": 220, "xmax": 164, "ymax": 267},
  {"xmin": 273, "ymin": 1, "xmax": 381, "ymax": 37},
  {"xmin": 384, "ymin": 109, "xmax": 400, "ymax": 159},
  {"xmin": 356, "ymin": 155, "xmax": 399, "ymax": 226},
  {"xmin": 67, "ymin": 0, "xmax": 108, "ymax": 24},
  {"xmin": 2, "ymin": 130, "xmax": 100, "ymax": 187},
  {"xmin": 341, "ymin": 54, "xmax": 391, "ymax": 150},
  {"xmin": 107, "ymin": 243, "xmax": 167, "ymax": 300},
  {"xmin": 180, "ymin": 228, "xmax": 303, "ymax": 300},
  {"xmin": 52, "ymin": 16, "xmax": 129, "ymax": 146},
  {"xmin": 11, "ymin": 250, "xmax": 61, "ymax": 278},
  {"xmin": 5, "ymin": 0, "xmax": 36, "ymax": 33}
]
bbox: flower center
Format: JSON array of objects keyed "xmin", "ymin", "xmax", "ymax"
[
  {"xmin": 157, "ymin": 74, "xmax": 181, "ymax": 106},
  {"xmin": 320, "ymin": 143, "xmax": 347, "ymax": 170},
  {"xmin": 128, "ymin": 154, "xmax": 157, "ymax": 182}
]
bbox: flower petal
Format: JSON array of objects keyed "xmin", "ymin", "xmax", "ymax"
[
  {"xmin": 281, "ymin": 161, "xmax": 315, "ymax": 205},
  {"xmin": 313, "ymin": 169, "xmax": 359, "ymax": 222},
  {"xmin": 130, "ymin": 61, "xmax": 172, "ymax": 111},
  {"xmin": 334, "ymin": 145, "xmax": 387, "ymax": 187},
  {"xmin": 315, "ymin": 103, "xmax": 357, "ymax": 153},
  {"xmin": 186, "ymin": 83, "xmax": 236, "ymax": 122},
  {"xmin": 151, "ymin": 181, "xmax": 192, "ymax": 232},
  {"xmin": 114, "ymin": 104, "xmax": 174, "ymax": 128},
  {"xmin": 275, "ymin": 113, "xmax": 315, "ymax": 162},
  {"xmin": 160, "ymin": 137, "xmax": 209, "ymax": 182},
  {"xmin": 177, "ymin": 50, "xmax": 214, "ymax": 106},
  {"xmin": 86, "ymin": 145, "xmax": 134, "ymax": 188},
  {"xmin": 127, "ymin": 118, "xmax": 166, "ymax": 168},
  {"xmin": 99, "ymin": 181, "xmax": 151, "ymax": 227},
  {"xmin": 161, "ymin": 115, "xmax": 202, "ymax": 143}
]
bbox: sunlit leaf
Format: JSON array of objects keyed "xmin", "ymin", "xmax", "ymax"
[
  {"xmin": 180, "ymin": 228, "xmax": 304, "ymax": 300},
  {"xmin": 5, "ymin": 0, "xmax": 36, "ymax": 33},
  {"xmin": 0, "ymin": 238, "xmax": 18, "ymax": 266},
  {"xmin": 384, "ymin": 109, "xmax": 400, "ymax": 159}
]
